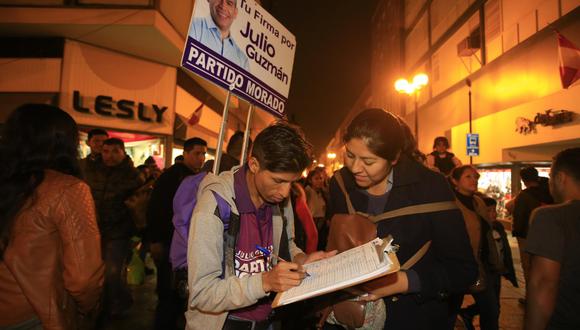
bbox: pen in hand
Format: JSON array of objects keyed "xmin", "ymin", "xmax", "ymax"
[{"xmin": 255, "ymin": 245, "xmax": 311, "ymax": 277}]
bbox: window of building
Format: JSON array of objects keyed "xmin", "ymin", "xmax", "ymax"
[
  {"xmin": 430, "ymin": 0, "xmax": 475, "ymax": 44},
  {"xmin": 405, "ymin": 12, "xmax": 429, "ymax": 70},
  {"xmin": 405, "ymin": 0, "xmax": 428, "ymax": 29},
  {"xmin": 501, "ymin": 0, "xmax": 561, "ymax": 53},
  {"xmin": 431, "ymin": 12, "xmax": 481, "ymax": 97},
  {"xmin": 484, "ymin": 0, "xmax": 502, "ymax": 63}
]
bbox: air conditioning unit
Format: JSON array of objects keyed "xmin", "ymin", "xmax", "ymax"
[{"xmin": 457, "ymin": 29, "xmax": 481, "ymax": 57}]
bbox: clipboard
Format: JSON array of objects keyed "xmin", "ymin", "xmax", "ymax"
[{"xmin": 272, "ymin": 236, "xmax": 400, "ymax": 308}]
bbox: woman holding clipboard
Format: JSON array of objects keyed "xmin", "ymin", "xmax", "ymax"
[{"xmin": 324, "ymin": 108, "xmax": 477, "ymax": 329}]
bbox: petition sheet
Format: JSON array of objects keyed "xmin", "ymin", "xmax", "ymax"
[{"xmin": 273, "ymin": 238, "xmax": 399, "ymax": 307}]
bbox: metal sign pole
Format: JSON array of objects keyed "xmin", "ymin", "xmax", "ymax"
[
  {"xmin": 240, "ymin": 104, "xmax": 254, "ymax": 165},
  {"xmin": 213, "ymin": 89, "xmax": 232, "ymax": 174},
  {"xmin": 414, "ymin": 92, "xmax": 419, "ymax": 146},
  {"xmin": 467, "ymin": 78, "xmax": 473, "ymax": 165}
]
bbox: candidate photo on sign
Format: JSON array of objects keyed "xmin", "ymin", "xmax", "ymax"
[{"xmin": 189, "ymin": 0, "xmax": 250, "ymax": 71}]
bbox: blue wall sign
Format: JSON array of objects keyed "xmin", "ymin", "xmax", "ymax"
[{"xmin": 466, "ymin": 133, "xmax": 479, "ymax": 156}]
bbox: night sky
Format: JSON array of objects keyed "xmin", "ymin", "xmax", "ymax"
[{"xmin": 263, "ymin": 0, "xmax": 379, "ymax": 156}]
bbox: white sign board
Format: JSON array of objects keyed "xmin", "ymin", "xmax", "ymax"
[{"xmin": 181, "ymin": 0, "xmax": 296, "ymax": 117}]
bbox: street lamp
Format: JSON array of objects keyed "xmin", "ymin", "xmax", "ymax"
[{"xmin": 394, "ymin": 73, "xmax": 429, "ymax": 144}]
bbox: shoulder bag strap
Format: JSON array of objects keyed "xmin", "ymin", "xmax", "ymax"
[
  {"xmin": 368, "ymin": 201, "xmax": 458, "ymax": 223},
  {"xmin": 400, "ymin": 240, "xmax": 431, "ymax": 270},
  {"xmin": 371, "ymin": 201, "xmax": 457, "ymax": 270},
  {"xmin": 334, "ymin": 171, "xmax": 356, "ymax": 215}
]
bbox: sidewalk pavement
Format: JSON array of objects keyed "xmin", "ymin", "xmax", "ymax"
[{"xmin": 105, "ymin": 234, "xmax": 528, "ymax": 330}]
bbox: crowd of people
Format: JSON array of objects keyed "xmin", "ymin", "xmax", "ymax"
[{"xmin": 0, "ymin": 103, "xmax": 578, "ymax": 330}]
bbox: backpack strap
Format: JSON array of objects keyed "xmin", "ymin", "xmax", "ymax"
[
  {"xmin": 277, "ymin": 204, "xmax": 292, "ymax": 262},
  {"xmin": 368, "ymin": 201, "xmax": 458, "ymax": 223},
  {"xmin": 212, "ymin": 191, "xmax": 232, "ymax": 229},
  {"xmin": 334, "ymin": 171, "xmax": 356, "ymax": 215},
  {"xmin": 212, "ymin": 192, "xmax": 237, "ymax": 278}
]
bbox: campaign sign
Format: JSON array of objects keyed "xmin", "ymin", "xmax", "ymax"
[
  {"xmin": 466, "ymin": 133, "xmax": 479, "ymax": 157},
  {"xmin": 181, "ymin": 0, "xmax": 296, "ymax": 118}
]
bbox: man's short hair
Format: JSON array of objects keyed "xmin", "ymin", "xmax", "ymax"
[
  {"xmin": 144, "ymin": 156, "xmax": 156, "ymax": 166},
  {"xmin": 251, "ymin": 122, "xmax": 312, "ymax": 173},
  {"xmin": 103, "ymin": 137, "xmax": 125, "ymax": 150},
  {"xmin": 88, "ymin": 128, "xmax": 108, "ymax": 141},
  {"xmin": 520, "ymin": 166, "xmax": 539, "ymax": 183},
  {"xmin": 184, "ymin": 137, "xmax": 207, "ymax": 152},
  {"xmin": 174, "ymin": 155, "xmax": 185, "ymax": 162},
  {"xmin": 227, "ymin": 131, "xmax": 249, "ymax": 154},
  {"xmin": 552, "ymin": 147, "xmax": 580, "ymax": 182}
]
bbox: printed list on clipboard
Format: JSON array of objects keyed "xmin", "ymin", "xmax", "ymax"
[{"xmin": 272, "ymin": 236, "xmax": 400, "ymax": 308}]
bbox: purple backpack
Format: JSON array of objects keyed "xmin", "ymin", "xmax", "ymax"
[{"xmin": 169, "ymin": 172, "xmax": 231, "ymax": 271}]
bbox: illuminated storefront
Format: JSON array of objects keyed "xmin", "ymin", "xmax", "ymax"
[{"xmin": 477, "ymin": 164, "xmax": 550, "ymax": 219}]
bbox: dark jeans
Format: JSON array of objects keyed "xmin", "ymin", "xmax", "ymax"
[
  {"xmin": 153, "ymin": 248, "xmax": 186, "ymax": 330},
  {"xmin": 102, "ymin": 239, "xmax": 132, "ymax": 316},
  {"xmin": 463, "ymin": 272, "xmax": 501, "ymax": 330}
]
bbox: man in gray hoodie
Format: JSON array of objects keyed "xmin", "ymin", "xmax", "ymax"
[{"xmin": 186, "ymin": 122, "xmax": 335, "ymax": 330}]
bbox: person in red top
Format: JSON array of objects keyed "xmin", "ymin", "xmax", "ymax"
[{"xmin": 291, "ymin": 183, "xmax": 318, "ymax": 253}]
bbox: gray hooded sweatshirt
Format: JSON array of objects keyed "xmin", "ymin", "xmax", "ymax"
[{"xmin": 185, "ymin": 166, "xmax": 303, "ymax": 329}]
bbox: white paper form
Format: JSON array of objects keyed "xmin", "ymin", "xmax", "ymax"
[{"xmin": 272, "ymin": 237, "xmax": 400, "ymax": 307}]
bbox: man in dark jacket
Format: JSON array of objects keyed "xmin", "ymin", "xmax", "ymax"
[
  {"xmin": 512, "ymin": 166, "xmax": 553, "ymax": 300},
  {"xmin": 146, "ymin": 137, "xmax": 207, "ymax": 330},
  {"xmin": 84, "ymin": 137, "xmax": 143, "ymax": 318},
  {"xmin": 80, "ymin": 128, "xmax": 108, "ymax": 177}
]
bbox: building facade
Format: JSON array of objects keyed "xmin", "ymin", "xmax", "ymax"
[
  {"xmin": 0, "ymin": 0, "xmax": 276, "ymax": 167},
  {"xmin": 326, "ymin": 0, "xmax": 579, "ymax": 217}
]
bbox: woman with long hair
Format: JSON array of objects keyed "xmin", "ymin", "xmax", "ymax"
[
  {"xmin": 450, "ymin": 165, "xmax": 512, "ymax": 330},
  {"xmin": 0, "ymin": 104, "xmax": 104, "ymax": 329},
  {"xmin": 326, "ymin": 108, "xmax": 477, "ymax": 329}
]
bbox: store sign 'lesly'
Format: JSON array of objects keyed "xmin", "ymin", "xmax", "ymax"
[
  {"xmin": 181, "ymin": 0, "xmax": 296, "ymax": 118},
  {"xmin": 72, "ymin": 90, "xmax": 168, "ymax": 123}
]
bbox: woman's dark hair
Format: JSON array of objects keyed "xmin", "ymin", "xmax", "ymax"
[
  {"xmin": 251, "ymin": 121, "xmax": 312, "ymax": 173},
  {"xmin": 306, "ymin": 166, "xmax": 326, "ymax": 185},
  {"xmin": 343, "ymin": 108, "xmax": 424, "ymax": 163},
  {"xmin": 450, "ymin": 165, "xmax": 479, "ymax": 182},
  {"xmin": 0, "ymin": 104, "xmax": 80, "ymax": 259},
  {"xmin": 433, "ymin": 136, "xmax": 450, "ymax": 149}
]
